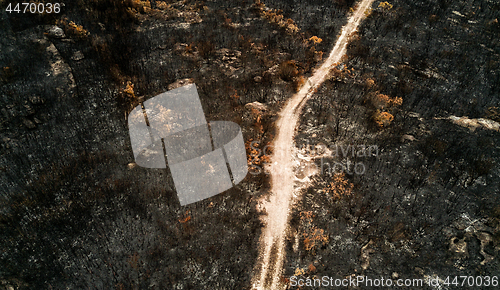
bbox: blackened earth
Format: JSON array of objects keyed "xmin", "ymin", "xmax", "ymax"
[{"xmin": 0, "ymin": 0, "xmax": 499, "ymax": 289}]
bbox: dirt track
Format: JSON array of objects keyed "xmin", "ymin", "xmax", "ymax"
[{"xmin": 252, "ymin": 0, "xmax": 376, "ymax": 289}]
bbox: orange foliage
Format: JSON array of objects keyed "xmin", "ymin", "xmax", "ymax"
[
  {"xmin": 245, "ymin": 139, "xmax": 272, "ymax": 167},
  {"xmin": 261, "ymin": 8, "xmax": 300, "ymax": 34},
  {"xmin": 303, "ymin": 228, "xmax": 329, "ymax": 251},
  {"xmin": 309, "ymin": 36, "xmax": 323, "ymax": 45},
  {"xmin": 365, "ymin": 78, "xmax": 376, "ymax": 88},
  {"xmin": 300, "ymin": 211, "xmax": 328, "ymax": 252},
  {"xmin": 129, "ymin": 0, "xmax": 151, "ymax": 13},
  {"xmin": 392, "ymin": 96, "xmax": 403, "ymax": 106},
  {"xmin": 325, "ymin": 173, "xmax": 353, "ymax": 200},
  {"xmin": 308, "ymin": 263, "xmax": 317, "ymax": 272},
  {"xmin": 370, "ymin": 93, "xmax": 392, "ymax": 109},
  {"xmin": 295, "ymin": 75, "xmax": 307, "ymax": 92},
  {"xmin": 373, "ymin": 110, "xmax": 394, "ymax": 127},
  {"xmin": 366, "ymin": 92, "xmax": 402, "ymax": 128},
  {"xmin": 178, "ymin": 210, "xmax": 191, "ymax": 223},
  {"xmin": 122, "ymin": 81, "xmax": 136, "ymax": 99},
  {"xmin": 379, "ymin": 1, "xmax": 393, "ymax": 10},
  {"xmin": 245, "ymin": 139, "xmax": 258, "ymax": 166},
  {"xmin": 330, "ymin": 67, "xmax": 344, "ymax": 79},
  {"xmin": 300, "ymin": 211, "xmax": 315, "ymax": 221},
  {"xmin": 58, "ymin": 18, "xmax": 89, "ymax": 39},
  {"xmin": 230, "ymin": 91, "xmax": 240, "ymax": 101},
  {"xmin": 294, "ymin": 267, "xmax": 306, "ymax": 276}
]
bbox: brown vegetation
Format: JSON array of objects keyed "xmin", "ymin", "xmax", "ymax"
[
  {"xmin": 122, "ymin": 81, "xmax": 136, "ymax": 99},
  {"xmin": 368, "ymin": 93, "xmax": 402, "ymax": 110},
  {"xmin": 378, "ymin": 1, "xmax": 393, "ymax": 10},
  {"xmin": 245, "ymin": 139, "xmax": 272, "ymax": 172},
  {"xmin": 325, "ymin": 173, "xmax": 354, "ymax": 201},
  {"xmin": 300, "ymin": 211, "xmax": 329, "ymax": 252},
  {"xmin": 178, "ymin": 211, "xmax": 192, "ymax": 223},
  {"xmin": 372, "ymin": 110, "xmax": 394, "ymax": 127},
  {"xmin": 308, "ymin": 36, "xmax": 323, "ymax": 45},
  {"xmin": 278, "ymin": 60, "xmax": 299, "ymax": 82},
  {"xmin": 303, "ymin": 228, "xmax": 329, "ymax": 251},
  {"xmin": 253, "ymin": 1, "xmax": 300, "ymax": 34},
  {"xmin": 365, "ymin": 90, "xmax": 403, "ymax": 128},
  {"xmin": 294, "ymin": 75, "xmax": 307, "ymax": 92},
  {"xmin": 57, "ymin": 19, "xmax": 89, "ymax": 39}
]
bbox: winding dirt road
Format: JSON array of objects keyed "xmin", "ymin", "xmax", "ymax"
[{"xmin": 252, "ymin": 1, "xmax": 375, "ymax": 289}]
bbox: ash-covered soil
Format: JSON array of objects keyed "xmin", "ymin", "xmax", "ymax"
[{"xmin": 288, "ymin": 0, "xmax": 500, "ymax": 288}]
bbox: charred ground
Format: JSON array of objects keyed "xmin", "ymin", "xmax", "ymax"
[{"xmin": 0, "ymin": 0, "xmax": 499, "ymax": 289}]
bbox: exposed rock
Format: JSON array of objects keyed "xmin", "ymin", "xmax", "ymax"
[
  {"xmin": 477, "ymin": 232, "xmax": 495, "ymax": 265},
  {"xmin": 167, "ymin": 78, "xmax": 194, "ymax": 90},
  {"xmin": 401, "ymin": 134, "xmax": 415, "ymax": 142},
  {"xmin": 414, "ymin": 267, "xmax": 425, "ymax": 276},
  {"xmin": 179, "ymin": 11, "xmax": 202, "ymax": 24},
  {"xmin": 174, "ymin": 42, "xmax": 189, "ymax": 52},
  {"xmin": 46, "ymin": 25, "xmax": 65, "ymax": 38},
  {"xmin": 44, "ymin": 41, "xmax": 76, "ymax": 89},
  {"xmin": 173, "ymin": 22, "xmax": 191, "ymax": 29},
  {"xmin": 244, "ymin": 101, "xmax": 268, "ymax": 113},
  {"xmin": 449, "ymin": 236, "xmax": 468, "ymax": 257},
  {"xmin": 452, "ymin": 11, "xmax": 466, "ymax": 18},
  {"xmin": 243, "ymin": 101, "xmax": 268, "ymax": 124},
  {"xmin": 360, "ymin": 240, "xmax": 375, "ymax": 270},
  {"xmin": 445, "ymin": 116, "xmax": 500, "ymax": 132},
  {"xmin": 265, "ymin": 64, "xmax": 279, "ymax": 77},
  {"xmin": 22, "ymin": 118, "xmax": 35, "ymax": 129},
  {"xmin": 71, "ymin": 51, "xmax": 85, "ymax": 61}
]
